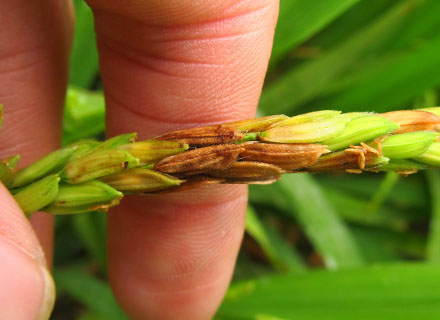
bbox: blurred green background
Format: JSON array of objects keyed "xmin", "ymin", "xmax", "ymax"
[{"xmin": 54, "ymin": 0, "xmax": 440, "ymax": 319}]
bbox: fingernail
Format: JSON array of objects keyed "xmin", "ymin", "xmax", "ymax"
[
  {"xmin": 0, "ymin": 237, "xmax": 55, "ymax": 320},
  {"xmin": 37, "ymin": 265, "xmax": 56, "ymax": 320}
]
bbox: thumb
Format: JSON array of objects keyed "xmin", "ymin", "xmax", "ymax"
[{"xmin": 0, "ymin": 183, "xmax": 55, "ymax": 320}]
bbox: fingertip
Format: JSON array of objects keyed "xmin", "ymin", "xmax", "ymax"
[
  {"xmin": 0, "ymin": 237, "xmax": 54, "ymax": 320},
  {"xmin": 0, "ymin": 185, "xmax": 55, "ymax": 319},
  {"xmin": 107, "ymin": 185, "xmax": 248, "ymax": 320},
  {"xmin": 0, "ymin": 183, "xmax": 46, "ymax": 265},
  {"xmin": 111, "ymin": 268, "xmax": 232, "ymax": 320}
]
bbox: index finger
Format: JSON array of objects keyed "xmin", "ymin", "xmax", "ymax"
[
  {"xmin": 87, "ymin": 0, "xmax": 279, "ymax": 318},
  {"xmin": 0, "ymin": 0, "xmax": 73, "ymax": 266}
]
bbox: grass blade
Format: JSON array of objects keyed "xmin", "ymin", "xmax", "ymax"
[
  {"xmin": 218, "ymin": 263, "xmax": 440, "ymax": 319},
  {"xmin": 249, "ymin": 184, "xmax": 408, "ymax": 230},
  {"xmin": 351, "ymin": 225, "xmax": 426, "ymax": 262},
  {"xmin": 63, "ymin": 87, "xmax": 105, "ymax": 145},
  {"xmin": 70, "ymin": 0, "xmax": 99, "ymax": 87},
  {"xmin": 327, "ymin": 33, "xmax": 440, "ymax": 110},
  {"xmin": 72, "ymin": 213, "xmax": 108, "ymax": 272},
  {"xmin": 245, "ymin": 206, "xmax": 306, "ymax": 272},
  {"xmin": 54, "ymin": 268, "xmax": 128, "ymax": 320},
  {"xmin": 260, "ymin": 0, "xmax": 415, "ymax": 114},
  {"xmin": 317, "ymin": 174, "xmax": 429, "ymax": 211},
  {"xmin": 321, "ymin": 186, "xmax": 407, "ymax": 231},
  {"xmin": 426, "ymin": 170, "xmax": 440, "ymax": 262},
  {"xmin": 366, "ymin": 172, "xmax": 400, "ymax": 214},
  {"xmin": 270, "ymin": 0, "xmax": 360, "ymax": 67},
  {"xmin": 275, "ymin": 174, "xmax": 364, "ymax": 269}
]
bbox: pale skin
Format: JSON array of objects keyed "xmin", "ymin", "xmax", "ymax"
[{"xmin": 0, "ymin": 1, "xmax": 279, "ymax": 319}]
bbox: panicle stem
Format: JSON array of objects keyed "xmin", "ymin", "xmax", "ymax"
[{"xmin": 2, "ymin": 106, "xmax": 440, "ymax": 216}]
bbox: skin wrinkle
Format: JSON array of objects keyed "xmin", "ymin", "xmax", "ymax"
[
  {"xmin": 183, "ymin": 214, "xmax": 245, "ymax": 279},
  {"xmin": 101, "ymin": 76, "xmax": 265, "ymax": 129},
  {"xmin": 88, "ymin": 0, "xmax": 271, "ymax": 26},
  {"xmin": 144, "ymin": 27, "xmax": 263, "ymax": 45},
  {"xmin": 109, "ymin": 194, "xmax": 247, "ymax": 287},
  {"xmin": 0, "ymin": 107, "xmax": 29, "ymax": 123},
  {"xmin": 96, "ymin": 25, "xmax": 267, "ymax": 66},
  {"xmin": 99, "ymin": 33, "xmax": 257, "ymax": 68},
  {"xmin": 126, "ymin": 195, "xmax": 247, "ymax": 227},
  {"xmin": 0, "ymin": 119, "xmax": 62, "ymax": 166},
  {"xmin": 0, "ymin": 224, "xmax": 46, "ymax": 266},
  {"xmin": 99, "ymin": 22, "xmax": 261, "ymax": 67},
  {"xmin": 105, "ymin": 101, "xmax": 252, "ymax": 140},
  {"xmin": 0, "ymin": 29, "xmax": 51, "ymax": 57},
  {"xmin": 97, "ymin": 27, "xmax": 261, "ymax": 122},
  {"xmin": 114, "ymin": 272, "xmax": 231, "ymax": 320},
  {"xmin": 103, "ymin": 90, "xmax": 248, "ymax": 132},
  {"xmin": 95, "ymin": 10, "xmax": 267, "ymax": 45},
  {"xmin": 0, "ymin": 53, "xmax": 52, "ymax": 76},
  {"xmin": 97, "ymin": 28, "xmax": 265, "ymax": 78},
  {"xmin": 125, "ymin": 267, "xmax": 233, "ymax": 296},
  {"xmin": 150, "ymin": 226, "xmax": 236, "ymax": 283},
  {"xmin": 0, "ymin": 53, "xmax": 65, "ymax": 164},
  {"xmin": 0, "ymin": 223, "xmax": 45, "ymax": 264},
  {"xmin": 103, "ymin": 84, "xmax": 260, "ymax": 131},
  {"xmin": 100, "ymin": 51, "xmax": 264, "ymax": 126},
  {"xmin": 98, "ymin": 40, "xmax": 206, "ymax": 80},
  {"xmin": 125, "ymin": 183, "xmax": 247, "ymax": 205},
  {"xmin": 0, "ymin": 140, "xmax": 50, "ymax": 167},
  {"xmin": 104, "ymin": 83, "xmax": 255, "ymax": 130},
  {"xmin": 109, "ymin": 190, "xmax": 247, "ymax": 288},
  {"xmin": 92, "ymin": 4, "xmax": 273, "ymax": 71},
  {"xmin": 0, "ymin": 59, "xmax": 65, "ymax": 123},
  {"xmin": 0, "ymin": 2, "xmax": 73, "ymax": 57}
]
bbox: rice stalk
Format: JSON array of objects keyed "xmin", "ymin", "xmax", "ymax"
[{"xmin": 2, "ymin": 106, "xmax": 440, "ymax": 216}]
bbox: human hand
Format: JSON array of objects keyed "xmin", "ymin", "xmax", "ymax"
[{"xmin": 0, "ymin": 1, "xmax": 279, "ymax": 319}]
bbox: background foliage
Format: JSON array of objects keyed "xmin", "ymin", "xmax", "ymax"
[{"xmin": 53, "ymin": 0, "xmax": 440, "ymax": 318}]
